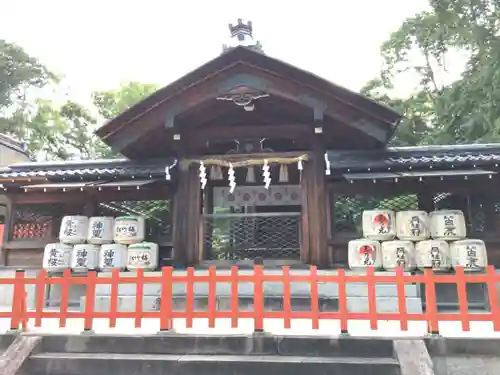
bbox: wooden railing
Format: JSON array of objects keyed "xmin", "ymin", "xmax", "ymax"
[{"xmin": 3, "ymin": 266, "xmax": 500, "ymax": 333}]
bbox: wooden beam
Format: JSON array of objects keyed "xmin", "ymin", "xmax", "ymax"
[
  {"xmin": 187, "ymin": 123, "xmax": 312, "ymax": 144},
  {"xmin": 327, "ymin": 177, "xmax": 500, "ymax": 197},
  {"xmin": 172, "ymin": 165, "xmax": 201, "ymax": 265},
  {"xmin": 301, "ymin": 148, "xmax": 329, "ymax": 267},
  {"xmin": 8, "ymin": 186, "xmax": 171, "ymax": 204}
]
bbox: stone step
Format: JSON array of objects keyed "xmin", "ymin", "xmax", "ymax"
[
  {"xmin": 348, "ymin": 296, "xmax": 423, "ymax": 313},
  {"xmin": 82, "ymin": 294, "xmax": 422, "ymax": 313},
  {"xmin": 93, "ymin": 282, "xmax": 420, "ymax": 298},
  {"xmin": 0, "ymin": 334, "xmax": 15, "ymax": 355},
  {"xmin": 36, "ymin": 335, "xmax": 396, "ymax": 358},
  {"xmin": 23, "ymin": 352, "xmax": 401, "ymax": 375}
]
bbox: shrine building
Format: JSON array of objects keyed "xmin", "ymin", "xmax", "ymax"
[{"xmin": 0, "ymin": 19, "xmax": 499, "ymax": 282}]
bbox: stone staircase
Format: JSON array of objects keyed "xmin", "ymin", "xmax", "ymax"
[
  {"xmin": 18, "ymin": 334, "xmax": 401, "ymax": 375},
  {"xmin": 81, "ymin": 269, "xmax": 423, "ymax": 314}
]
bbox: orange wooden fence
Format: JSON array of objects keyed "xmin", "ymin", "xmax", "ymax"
[{"xmin": 2, "ymin": 265, "xmax": 500, "ymax": 333}]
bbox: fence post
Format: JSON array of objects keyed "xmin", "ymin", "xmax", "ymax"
[
  {"xmin": 338, "ymin": 269, "xmax": 349, "ymax": 335},
  {"xmin": 424, "ymin": 269, "xmax": 439, "ymax": 335},
  {"xmin": 367, "ymin": 266, "xmax": 377, "ymax": 331},
  {"xmin": 455, "ymin": 267, "xmax": 470, "ymax": 332},
  {"xmin": 10, "ymin": 269, "xmax": 26, "ymax": 332},
  {"xmin": 82, "ymin": 271, "xmax": 97, "ymax": 333},
  {"xmin": 486, "ymin": 265, "xmax": 500, "ymax": 331},
  {"xmin": 253, "ymin": 265, "xmax": 264, "ymax": 332},
  {"xmin": 282, "ymin": 266, "xmax": 291, "ymax": 330},
  {"xmin": 159, "ymin": 266, "xmax": 173, "ymax": 332}
]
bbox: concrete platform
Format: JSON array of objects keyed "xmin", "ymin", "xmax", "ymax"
[
  {"xmin": 20, "ymin": 334, "xmax": 401, "ymax": 375},
  {"xmin": 82, "ymin": 295, "xmax": 423, "ymax": 313}
]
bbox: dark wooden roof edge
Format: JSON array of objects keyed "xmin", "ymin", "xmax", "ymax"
[
  {"xmin": 0, "ymin": 133, "xmax": 28, "ymax": 155},
  {"xmin": 3, "ymin": 157, "xmax": 177, "ymax": 172},
  {"xmin": 327, "ymin": 143, "xmax": 500, "ymax": 170},
  {"xmin": 95, "ymin": 46, "xmax": 401, "ymax": 140}
]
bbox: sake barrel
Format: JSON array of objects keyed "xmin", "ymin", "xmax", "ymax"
[
  {"xmin": 99, "ymin": 244, "xmax": 128, "ymax": 272},
  {"xmin": 362, "ymin": 210, "xmax": 397, "ymax": 241},
  {"xmin": 87, "ymin": 217, "xmax": 114, "ymax": 245},
  {"xmin": 42, "ymin": 243, "xmax": 72, "ymax": 272},
  {"xmin": 429, "ymin": 210, "xmax": 466, "ymax": 240},
  {"xmin": 450, "ymin": 239, "xmax": 487, "ymax": 271},
  {"xmin": 59, "ymin": 215, "xmax": 89, "ymax": 244},
  {"xmin": 415, "ymin": 240, "xmax": 451, "ymax": 271},
  {"xmin": 396, "ymin": 210, "xmax": 430, "ymax": 241},
  {"xmin": 127, "ymin": 242, "xmax": 159, "ymax": 271},
  {"xmin": 348, "ymin": 239, "xmax": 382, "ymax": 270},
  {"xmin": 70, "ymin": 244, "xmax": 100, "ymax": 272},
  {"xmin": 381, "ymin": 240, "xmax": 416, "ymax": 271},
  {"xmin": 113, "ymin": 216, "xmax": 145, "ymax": 244}
]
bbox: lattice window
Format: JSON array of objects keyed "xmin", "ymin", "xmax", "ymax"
[
  {"xmin": 333, "ymin": 194, "xmax": 418, "ymax": 234},
  {"xmin": 203, "ymin": 213, "xmax": 301, "ymax": 260},
  {"xmin": 12, "ymin": 203, "xmax": 63, "ymax": 240}
]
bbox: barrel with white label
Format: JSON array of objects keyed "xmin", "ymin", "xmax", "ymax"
[
  {"xmin": 127, "ymin": 242, "xmax": 159, "ymax": 271},
  {"xmin": 450, "ymin": 239, "xmax": 487, "ymax": 271},
  {"xmin": 43, "ymin": 243, "xmax": 73, "ymax": 272},
  {"xmin": 71, "ymin": 244, "xmax": 100, "ymax": 272},
  {"xmin": 348, "ymin": 239, "xmax": 382, "ymax": 270},
  {"xmin": 87, "ymin": 217, "xmax": 114, "ymax": 245},
  {"xmin": 362, "ymin": 210, "xmax": 396, "ymax": 241},
  {"xmin": 429, "ymin": 210, "xmax": 466, "ymax": 240},
  {"xmin": 114, "ymin": 216, "xmax": 145, "ymax": 244},
  {"xmin": 396, "ymin": 210, "xmax": 430, "ymax": 241},
  {"xmin": 381, "ymin": 240, "xmax": 416, "ymax": 271},
  {"xmin": 59, "ymin": 216, "xmax": 89, "ymax": 244},
  {"xmin": 415, "ymin": 240, "xmax": 451, "ymax": 271},
  {"xmin": 99, "ymin": 244, "xmax": 128, "ymax": 272}
]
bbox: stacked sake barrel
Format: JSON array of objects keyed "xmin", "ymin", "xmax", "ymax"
[
  {"xmin": 42, "ymin": 215, "xmax": 159, "ymax": 273},
  {"xmin": 348, "ymin": 209, "xmax": 487, "ymax": 272},
  {"xmin": 113, "ymin": 216, "xmax": 159, "ymax": 272}
]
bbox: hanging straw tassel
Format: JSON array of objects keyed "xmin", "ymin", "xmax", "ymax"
[
  {"xmin": 209, "ymin": 166, "xmax": 217, "ymax": 180},
  {"xmin": 279, "ymin": 164, "xmax": 289, "ymax": 183},
  {"xmin": 246, "ymin": 166, "xmax": 256, "ymax": 183},
  {"xmin": 216, "ymin": 166, "xmax": 224, "ymax": 180}
]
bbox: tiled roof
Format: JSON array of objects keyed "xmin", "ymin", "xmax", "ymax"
[
  {"xmin": 327, "ymin": 143, "xmax": 500, "ymax": 171},
  {"xmin": 0, "ymin": 158, "xmax": 177, "ymax": 180}
]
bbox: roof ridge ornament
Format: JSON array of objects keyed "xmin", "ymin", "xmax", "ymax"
[{"xmin": 222, "ymin": 18, "xmax": 264, "ymax": 54}]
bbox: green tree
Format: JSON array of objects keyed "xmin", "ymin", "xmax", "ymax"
[
  {"xmin": 92, "ymin": 81, "xmax": 159, "ymax": 120},
  {"xmin": 364, "ymin": 0, "xmax": 500, "ymax": 145},
  {"xmin": 0, "ymin": 40, "xmax": 56, "ymax": 110}
]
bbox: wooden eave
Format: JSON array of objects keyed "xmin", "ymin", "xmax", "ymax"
[{"xmin": 95, "ymin": 47, "xmax": 402, "ymax": 157}]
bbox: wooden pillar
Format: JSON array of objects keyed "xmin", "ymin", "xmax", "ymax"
[
  {"xmin": 301, "ymin": 148, "xmax": 329, "ymax": 267},
  {"xmin": 172, "ymin": 164, "xmax": 201, "ymax": 266}
]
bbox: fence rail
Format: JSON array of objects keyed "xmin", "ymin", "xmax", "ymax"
[{"xmin": 3, "ymin": 266, "xmax": 500, "ymax": 334}]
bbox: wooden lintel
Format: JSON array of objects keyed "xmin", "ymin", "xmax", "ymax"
[
  {"xmin": 8, "ymin": 187, "xmax": 171, "ymax": 204},
  {"xmin": 328, "ymin": 177, "xmax": 500, "ymax": 196},
  {"xmin": 187, "ymin": 123, "xmax": 311, "ymax": 143}
]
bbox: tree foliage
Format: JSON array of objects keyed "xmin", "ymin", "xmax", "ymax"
[{"xmin": 364, "ymin": 0, "xmax": 500, "ymax": 146}]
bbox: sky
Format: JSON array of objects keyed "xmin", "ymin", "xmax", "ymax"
[{"xmin": 0, "ymin": 0, "xmax": 435, "ymax": 105}]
